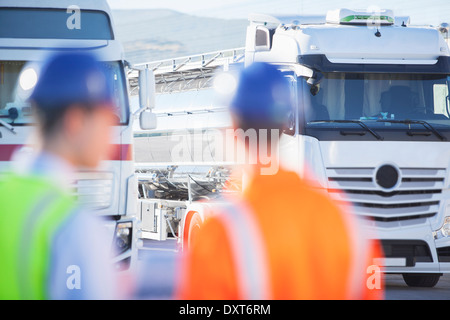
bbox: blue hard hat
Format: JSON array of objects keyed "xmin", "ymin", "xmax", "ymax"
[
  {"xmin": 229, "ymin": 62, "xmax": 292, "ymax": 127},
  {"xmin": 29, "ymin": 52, "xmax": 114, "ymax": 109}
]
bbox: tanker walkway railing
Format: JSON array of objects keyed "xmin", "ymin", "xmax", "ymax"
[{"xmin": 128, "ymin": 48, "xmax": 245, "ymax": 95}]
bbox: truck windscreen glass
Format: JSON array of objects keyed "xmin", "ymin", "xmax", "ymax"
[
  {"xmin": 0, "ymin": 61, "xmax": 129, "ymax": 125},
  {"xmin": 303, "ymin": 73, "xmax": 450, "ymax": 131},
  {"xmin": 0, "ymin": 8, "xmax": 113, "ymax": 40}
]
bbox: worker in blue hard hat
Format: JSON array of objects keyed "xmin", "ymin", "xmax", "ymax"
[
  {"xmin": 178, "ymin": 62, "xmax": 384, "ymax": 300},
  {"xmin": 0, "ymin": 52, "xmax": 121, "ymax": 300},
  {"xmin": 229, "ymin": 62, "xmax": 292, "ymax": 129}
]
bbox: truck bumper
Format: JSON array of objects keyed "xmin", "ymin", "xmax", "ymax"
[{"xmin": 369, "ymin": 222, "xmax": 450, "ymax": 274}]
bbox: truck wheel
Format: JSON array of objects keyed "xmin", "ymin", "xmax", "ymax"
[
  {"xmin": 402, "ymin": 273, "xmax": 441, "ymax": 288},
  {"xmin": 184, "ymin": 212, "xmax": 203, "ymax": 250}
]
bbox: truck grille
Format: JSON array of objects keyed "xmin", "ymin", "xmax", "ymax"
[
  {"xmin": 327, "ymin": 167, "xmax": 445, "ymax": 223},
  {"xmin": 70, "ymin": 172, "xmax": 114, "ymax": 210}
]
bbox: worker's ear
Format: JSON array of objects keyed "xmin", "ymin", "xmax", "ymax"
[{"xmin": 62, "ymin": 105, "xmax": 87, "ymax": 138}]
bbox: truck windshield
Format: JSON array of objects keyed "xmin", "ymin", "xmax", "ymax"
[
  {"xmin": 0, "ymin": 8, "xmax": 113, "ymax": 40},
  {"xmin": 303, "ymin": 73, "xmax": 450, "ymax": 136},
  {"xmin": 0, "ymin": 60, "xmax": 129, "ymax": 125}
]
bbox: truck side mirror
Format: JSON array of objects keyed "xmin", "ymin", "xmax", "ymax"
[
  {"xmin": 139, "ymin": 68, "xmax": 156, "ymax": 110},
  {"xmin": 139, "ymin": 110, "xmax": 157, "ymax": 131},
  {"xmin": 255, "ymin": 26, "xmax": 272, "ymax": 51},
  {"xmin": 137, "ymin": 68, "xmax": 157, "ymax": 130}
]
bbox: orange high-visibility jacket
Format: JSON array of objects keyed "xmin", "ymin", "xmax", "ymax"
[{"xmin": 177, "ymin": 168, "xmax": 384, "ymax": 300}]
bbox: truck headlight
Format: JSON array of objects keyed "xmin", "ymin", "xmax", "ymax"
[
  {"xmin": 113, "ymin": 222, "xmax": 133, "ymax": 255},
  {"xmin": 434, "ymin": 217, "xmax": 450, "ymax": 239}
]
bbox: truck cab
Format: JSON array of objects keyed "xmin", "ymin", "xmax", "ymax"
[
  {"xmin": 246, "ymin": 9, "xmax": 450, "ymax": 287},
  {"xmin": 0, "ymin": 0, "xmax": 138, "ymax": 271}
]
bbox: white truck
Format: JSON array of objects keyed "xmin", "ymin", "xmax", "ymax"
[
  {"xmin": 131, "ymin": 8, "xmax": 450, "ymax": 287},
  {"xmin": 0, "ymin": 0, "xmax": 146, "ymax": 272}
]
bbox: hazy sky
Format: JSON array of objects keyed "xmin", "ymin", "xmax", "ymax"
[{"xmin": 107, "ymin": 0, "xmax": 450, "ymax": 26}]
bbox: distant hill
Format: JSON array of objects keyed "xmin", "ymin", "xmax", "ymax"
[{"xmin": 111, "ymin": 9, "xmax": 248, "ymax": 64}]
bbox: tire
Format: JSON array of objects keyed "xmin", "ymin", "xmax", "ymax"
[
  {"xmin": 402, "ymin": 273, "xmax": 441, "ymax": 288},
  {"xmin": 185, "ymin": 213, "xmax": 203, "ymax": 250}
]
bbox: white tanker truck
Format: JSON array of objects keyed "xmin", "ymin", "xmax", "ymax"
[{"xmin": 130, "ymin": 9, "xmax": 450, "ymax": 287}]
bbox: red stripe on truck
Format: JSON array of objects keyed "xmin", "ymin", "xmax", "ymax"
[
  {"xmin": 108, "ymin": 144, "xmax": 133, "ymax": 161},
  {"xmin": 0, "ymin": 144, "xmax": 22, "ymax": 161},
  {"xmin": 0, "ymin": 144, "xmax": 133, "ymax": 161}
]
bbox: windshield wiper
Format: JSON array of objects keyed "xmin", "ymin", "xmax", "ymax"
[
  {"xmin": 309, "ymin": 120, "xmax": 383, "ymax": 140},
  {"xmin": 377, "ymin": 119, "xmax": 446, "ymax": 141},
  {"xmin": 0, "ymin": 118, "xmax": 16, "ymax": 135}
]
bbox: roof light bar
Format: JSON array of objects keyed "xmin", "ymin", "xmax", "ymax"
[{"xmin": 326, "ymin": 9, "xmax": 395, "ymax": 26}]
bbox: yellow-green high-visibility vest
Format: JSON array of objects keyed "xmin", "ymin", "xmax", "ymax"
[{"xmin": 0, "ymin": 173, "xmax": 76, "ymax": 300}]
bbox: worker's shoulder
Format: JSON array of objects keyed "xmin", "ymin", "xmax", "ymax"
[
  {"xmin": 0, "ymin": 171, "xmax": 70, "ymax": 200},
  {"xmin": 272, "ymin": 169, "xmax": 347, "ymax": 214},
  {"xmin": 188, "ymin": 211, "xmax": 232, "ymax": 256},
  {"xmin": 271, "ymin": 169, "xmax": 328, "ymax": 195}
]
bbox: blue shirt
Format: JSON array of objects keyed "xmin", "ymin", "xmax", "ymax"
[{"xmin": 22, "ymin": 152, "xmax": 120, "ymax": 300}]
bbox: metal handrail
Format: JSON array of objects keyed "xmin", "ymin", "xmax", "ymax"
[
  {"xmin": 127, "ymin": 47, "xmax": 246, "ymax": 94},
  {"xmin": 131, "ymin": 47, "xmax": 245, "ymax": 75}
]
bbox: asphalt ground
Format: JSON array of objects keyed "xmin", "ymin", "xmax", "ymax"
[
  {"xmin": 137, "ymin": 239, "xmax": 450, "ymax": 300},
  {"xmin": 384, "ymin": 273, "xmax": 450, "ymax": 300}
]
